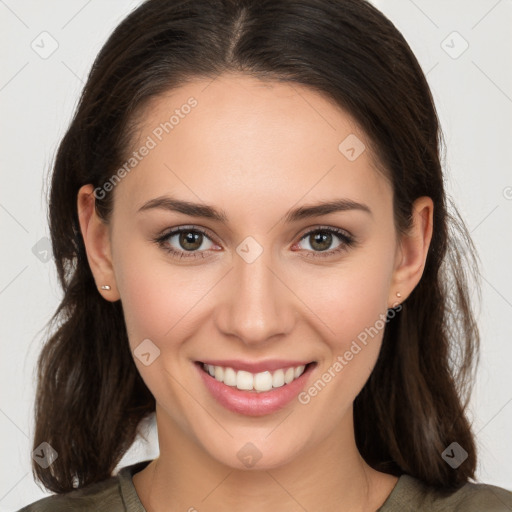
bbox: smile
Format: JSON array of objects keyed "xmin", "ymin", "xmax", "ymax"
[
  {"xmin": 200, "ymin": 362, "xmax": 309, "ymax": 393},
  {"xmin": 194, "ymin": 360, "xmax": 318, "ymax": 416}
]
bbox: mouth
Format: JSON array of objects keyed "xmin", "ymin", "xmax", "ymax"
[
  {"xmin": 194, "ymin": 359, "xmax": 317, "ymax": 415},
  {"xmin": 195, "ymin": 360, "xmax": 317, "ymax": 393}
]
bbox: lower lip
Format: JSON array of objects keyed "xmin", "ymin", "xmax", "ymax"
[{"xmin": 195, "ymin": 362, "xmax": 316, "ymax": 416}]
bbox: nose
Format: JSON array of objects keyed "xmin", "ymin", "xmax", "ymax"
[{"xmin": 215, "ymin": 245, "xmax": 296, "ymax": 347}]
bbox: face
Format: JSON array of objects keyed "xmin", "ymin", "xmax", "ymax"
[{"xmin": 97, "ymin": 73, "xmax": 407, "ymax": 470}]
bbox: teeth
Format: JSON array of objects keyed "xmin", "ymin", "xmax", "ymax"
[
  {"xmin": 237, "ymin": 370, "xmax": 253, "ymax": 390},
  {"xmin": 214, "ymin": 366, "xmax": 224, "ymax": 382},
  {"xmin": 202, "ymin": 363, "xmax": 308, "ymax": 392},
  {"xmin": 223, "ymin": 367, "xmax": 237, "ymax": 386},
  {"xmin": 253, "ymin": 371, "xmax": 273, "ymax": 392},
  {"xmin": 272, "ymin": 369, "xmax": 285, "ymax": 388},
  {"xmin": 294, "ymin": 366, "xmax": 305, "ymax": 378}
]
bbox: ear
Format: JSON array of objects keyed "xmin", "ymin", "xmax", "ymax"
[
  {"xmin": 77, "ymin": 184, "xmax": 120, "ymax": 302},
  {"xmin": 388, "ymin": 196, "xmax": 434, "ymax": 308}
]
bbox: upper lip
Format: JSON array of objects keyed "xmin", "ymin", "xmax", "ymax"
[{"xmin": 197, "ymin": 359, "xmax": 314, "ymax": 373}]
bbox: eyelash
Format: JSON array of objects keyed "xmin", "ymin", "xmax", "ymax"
[{"xmin": 153, "ymin": 225, "xmax": 357, "ymax": 261}]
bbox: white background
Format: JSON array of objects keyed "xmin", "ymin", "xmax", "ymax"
[{"xmin": 1, "ymin": 0, "xmax": 511, "ymax": 509}]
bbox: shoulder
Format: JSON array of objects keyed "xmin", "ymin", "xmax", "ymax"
[
  {"xmin": 434, "ymin": 480, "xmax": 512, "ymax": 511},
  {"xmin": 379, "ymin": 474, "xmax": 512, "ymax": 512},
  {"xmin": 16, "ymin": 460, "xmax": 152, "ymax": 512},
  {"xmin": 16, "ymin": 475, "xmax": 123, "ymax": 512}
]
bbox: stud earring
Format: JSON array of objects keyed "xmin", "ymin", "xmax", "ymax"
[
  {"xmin": 100, "ymin": 285, "xmax": 111, "ymax": 290},
  {"xmin": 396, "ymin": 292, "xmax": 401, "ymax": 298}
]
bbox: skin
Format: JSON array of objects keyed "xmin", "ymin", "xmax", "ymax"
[{"xmin": 77, "ymin": 72, "xmax": 433, "ymax": 512}]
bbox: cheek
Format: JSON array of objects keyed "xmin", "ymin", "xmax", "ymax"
[
  {"xmin": 297, "ymin": 256, "xmax": 392, "ymax": 346},
  {"xmin": 113, "ymin": 236, "xmax": 215, "ymax": 348},
  {"xmin": 112, "ymin": 242, "xmax": 204, "ymax": 417},
  {"xmin": 112, "ymin": 232, "xmax": 174, "ymax": 344},
  {"xmin": 296, "ymin": 250, "xmax": 394, "ymax": 398}
]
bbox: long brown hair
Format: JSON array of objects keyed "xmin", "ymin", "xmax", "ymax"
[{"xmin": 32, "ymin": 0, "xmax": 481, "ymax": 494}]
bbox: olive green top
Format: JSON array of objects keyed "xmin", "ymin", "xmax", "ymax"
[{"xmin": 17, "ymin": 459, "xmax": 512, "ymax": 511}]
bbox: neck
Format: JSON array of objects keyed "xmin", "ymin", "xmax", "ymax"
[{"xmin": 133, "ymin": 405, "xmax": 398, "ymax": 512}]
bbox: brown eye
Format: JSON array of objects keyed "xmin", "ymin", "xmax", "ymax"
[
  {"xmin": 178, "ymin": 230, "xmax": 204, "ymax": 251},
  {"xmin": 295, "ymin": 227, "xmax": 356, "ymax": 259},
  {"xmin": 154, "ymin": 226, "xmax": 217, "ymax": 259},
  {"xmin": 307, "ymin": 231, "xmax": 335, "ymax": 252}
]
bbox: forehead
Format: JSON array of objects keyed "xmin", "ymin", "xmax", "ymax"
[{"xmin": 115, "ymin": 72, "xmax": 392, "ymax": 220}]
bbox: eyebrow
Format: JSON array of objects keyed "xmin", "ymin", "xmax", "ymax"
[{"xmin": 137, "ymin": 196, "xmax": 372, "ymax": 223}]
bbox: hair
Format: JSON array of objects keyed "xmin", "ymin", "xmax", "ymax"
[{"xmin": 32, "ymin": 0, "xmax": 481, "ymax": 495}]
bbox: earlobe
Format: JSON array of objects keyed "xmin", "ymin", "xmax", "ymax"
[
  {"xmin": 388, "ymin": 196, "xmax": 434, "ymax": 307},
  {"xmin": 77, "ymin": 184, "xmax": 120, "ymax": 302}
]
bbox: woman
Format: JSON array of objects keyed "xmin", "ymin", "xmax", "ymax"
[{"xmin": 19, "ymin": 0, "xmax": 512, "ymax": 510}]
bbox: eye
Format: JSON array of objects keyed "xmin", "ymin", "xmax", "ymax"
[
  {"xmin": 293, "ymin": 226, "xmax": 356, "ymax": 259},
  {"xmin": 153, "ymin": 226, "xmax": 219, "ymax": 260},
  {"xmin": 153, "ymin": 225, "xmax": 357, "ymax": 261}
]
